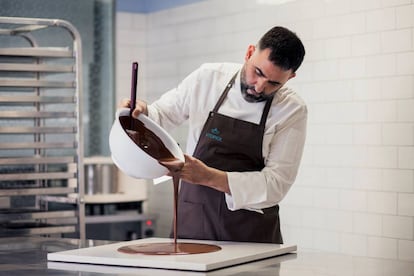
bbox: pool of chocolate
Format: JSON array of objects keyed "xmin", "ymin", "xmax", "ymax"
[{"xmin": 118, "ymin": 116, "xmax": 221, "ymax": 255}]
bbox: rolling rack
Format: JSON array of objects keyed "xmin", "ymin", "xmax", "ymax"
[{"xmin": 0, "ymin": 17, "xmax": 85, "ymax": 239}]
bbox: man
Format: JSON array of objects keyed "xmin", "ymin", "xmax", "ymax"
[{"xmin": 124, "ymin": 26, "xmax": 306, "ymax": 243}]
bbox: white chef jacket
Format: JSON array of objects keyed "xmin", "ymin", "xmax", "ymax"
[{"xmin": 147, "ymin": 63, "xmax": 307, "ymax": 213}]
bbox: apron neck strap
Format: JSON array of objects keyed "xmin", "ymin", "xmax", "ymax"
[
  {"xmin": 259, "ymin": 95, "xmax": 273, "ymax": 127},
  {"xmin": 213, "ymin": 72, "xmax": 238, "ymax": 112}
]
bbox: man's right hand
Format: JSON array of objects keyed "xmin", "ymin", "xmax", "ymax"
[{"xmin": 119, "ymin": 98, "xmax": 148, "ymax": 117}]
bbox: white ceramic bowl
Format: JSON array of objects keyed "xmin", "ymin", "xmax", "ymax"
[{"xmin": 109, "ymin": 108, "xmax": 184, "ymax": 179}]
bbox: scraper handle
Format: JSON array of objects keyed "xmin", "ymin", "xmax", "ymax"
[{"xmin": 130, "ymin": 62, "xmax": 138, "ymax": 118}]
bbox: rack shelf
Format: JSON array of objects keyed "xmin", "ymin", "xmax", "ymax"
[{"xmin": 0, "ymin": 16, "xmax": 85, "ymax": 239}]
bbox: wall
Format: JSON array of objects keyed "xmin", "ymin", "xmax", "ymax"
[{"xmin": 115, "ymin": 0, "xmax": 414, "ymax": 261}]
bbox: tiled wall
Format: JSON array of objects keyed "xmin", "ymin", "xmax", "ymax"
[{"xmin": 115, "ymin": 0, "xmax": 414, "ymax": 260}]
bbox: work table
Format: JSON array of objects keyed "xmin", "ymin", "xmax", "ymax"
[{"xmin": 1, "ymin": 237, "xmax": 413, "ymax": 275}]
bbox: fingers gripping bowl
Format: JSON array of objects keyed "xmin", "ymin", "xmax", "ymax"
[{"xmin": 109, "ymin": 108, "xmax": 184, "ymax": 179}]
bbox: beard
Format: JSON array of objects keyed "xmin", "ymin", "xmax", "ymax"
[{"xmin": 240, "ymin": 65, "xmax": 275, "ymax": 103}]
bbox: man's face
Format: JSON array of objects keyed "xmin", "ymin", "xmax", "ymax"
[{"xmin": 240, "ymin": 45, "xmax": 296, "ymax": 103}]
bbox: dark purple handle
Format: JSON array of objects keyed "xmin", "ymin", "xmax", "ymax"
[{"xmin": 130, "ymin": 62, "xmax": 138, "ymax": 118}]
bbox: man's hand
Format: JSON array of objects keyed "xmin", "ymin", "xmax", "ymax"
[
  {"xmin": 119, "ymin": 98, "xmax": 148, "ymax": 117},
  {"xmin": 179, "ymin": 154, "xmax": 230, "ymax": 194}
]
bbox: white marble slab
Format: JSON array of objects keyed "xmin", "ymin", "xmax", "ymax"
[{"xmin": 47, "ymin": 237, "xmax": 296, "ymax": 272}]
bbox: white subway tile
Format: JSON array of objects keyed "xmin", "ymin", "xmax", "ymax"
[
  {"xmin": 340, "ymin": 190, "xmax": 367, "ymax": 211},
  {"xmin": 381, "ymin": 76, "xmax": 414, "ymax": 100},
  {"xmin": 325, "ymin": 0, "xmax": 352, "ymax": 16},
  {"xmin": 399, "ymin": 239, "xmax": 414, "ymax": 261},
  {"xmin": 353, "ymin": 78, "xmax": 383, "ymax": 101},
  {"xmin": 326, "ymin": 167, "xmax": 354, "ymax": 189},
  {"xmin": 398, "ymin": 147, "xmax": 414, "ymax": 169},
  {"xmin": 383, "ymin": 123, "xmax": 414, "ymax": 146},
  {"xmin": 366, "ymin": 8, "xmax": 396, "ymax": 32},
  {"xmin": 325, "ymin": 37, "xmax": 352, "ymax": 59},
  {"xmin": 147, "ymin": 27, "xmax": 177, "ymax": 45},
  {"xmin": 146, "ymin": 9, "xmax": 167, "ymax": 28},
  {"xmin": 348, "ymin": 146, "xmax": 371, "ymax": 167},
  {"xmin": 147, "ymin": 43, "xmax": 177, "ymax": 62},
  {"xmin": 383, "ymin": 215, "xmax": 413, "ymax": 239},
  {"xmin": 351, "ymin": 0, "xmax": 382, "ymax": 12},
  {"xmin": 313, "ymin": 17, "xmax": 339, "ymax": 39},
  {"xmin": 132, "ymin": 14, "xmax": 146, "ymax": 30},
  {"xmin": 397, "ymin": 99, "xmax": 414, "ymax": 122},
  {"xmin": 366, "ymin": 146, "xmax": 398, "ymax": 168},
  {"xmin": 337, "ymin": 13, "xmax": 366, "ymax": 36},
  {"xmin": 398, "ymin": 193, "xmax": 414, "ymax": 216},
  {"xmin": 382, "ymin": 0, "xmax": 412, "ymax": 7},
  {"xmin": 313, "ymin": 188, "xmax": 340, "ymax": 208},
  {"xmin": 366, "ymin": 54, "xmax": 396, "ymax": 77},
  {"xmin": 289, "ymin": 0, "xmax": 327, "ymax": 21},
  {"xmin": 339, "ymin": 57, "xmax": 366, "ymax": 79},
  {"xmin": 341, "ymin": 233, "xmax": 368, "ymax": 256},
  {"xmin": 366, "ymin": 100, "xmax": 397, "ymax": 122},
  {"xmin": 303, "ymin": 208, "xmax": 327, "ymax": 229},
  {"xmin": 117, "ymin": 29, "xmax": 146, "ymax": 46},
  {"xmin": 351, "ymin": 33, "xmax": 381, "ymax": 57},
  {"xmin": 352, "ymin": 124, "xmax": 382, "ymax": 145},
  {"xmin": 146, "ymin": 60, "xmax": 178, "ymax": 78},
  {"xmin": 325, "ymin": 81, "xmax": 354, "ymax": 102},
  {"xmin": 396, "ymin": 5, "xmax": 414, "ymax": 28},
  {"xmin": 326, "ymin": 124, "xmax": 353, "ymax": 145},
  {"xmin": 116, "ymin": 45, "xmax": 140, "ymax": 62},
  {"xmin": 313, "ymin": 145, "xmax": 363, "ymax": 167},
  {"xmin": 303, "ymin": 39, "xmax": 326, "ymax": 61},
  {"xmin": 116, "ymin": 12, "xmax": 133, "ymax": 29},
  {"xmin": 397, "ymin": 52, "xmax": 414, "ymax": 75},
  {"xmin": 326, "ymin": 210, "xmax": 353, "ymax": 232},
  {"xmin": 381, "ymin": 29, "xmax": 412, "ymax": 53},
  {"xmin": 313, "ymin": 60, "xmax": 339, "ymax": 81},
  {"xmin": 352, "ymin": 168, "xmax": 383, "ymax": 190},
  {"xmin": 332, "ymin": 102, "xmax": 367, "ymax": 123},
  {"xmin": 354, "ymin": 212, "xmax": 383, "ymax": 235},
  {"xmin": 367, "ymin": 236, "xmax": 398, "ymax": 259},
  {"xmin": 314, "ymin": 230, "xmax": 340, "ymax": 251},
  {"xmin": 367, "ymin": 191, "xmax": 397, "ymax": 214},
  {"xmin": 382, "ymin": 169, "xmax": 414, "ymax": 192},
  {"xmin": 310, "ymin": 103, "xmax": 337, "ymax": 123},
  {"xmin": 306, "ymin": 124, "xmax": 327, "ymax": 145},
  {"xmin": 301, "ymin": 81, "xmax": 353, "ymax": 103}
]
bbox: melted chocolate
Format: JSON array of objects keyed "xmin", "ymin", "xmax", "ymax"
[
  {"xmin": 119, "ymin": 116, "xmax": 175, "ymax": 160},
  {"xmin": 118, "ymin": 115, "xmax": 221, "ymax": 255},
  {"xmin": 117, "ymin": 242, "xmax": 221, "ymax": 255}
]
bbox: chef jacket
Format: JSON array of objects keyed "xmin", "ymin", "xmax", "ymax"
[{"xmin": 147, "ymin": 63, "xmax": 307, "ymax": 213}]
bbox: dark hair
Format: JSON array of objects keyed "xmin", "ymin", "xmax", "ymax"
[{"xmin": 258, "ymin": 26, "xmax": 305, "ymax": 72}]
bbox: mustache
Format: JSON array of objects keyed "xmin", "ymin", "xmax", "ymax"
[{"xmin": 241, "ymin": 83, "xmax": 259, "ymax": 94}]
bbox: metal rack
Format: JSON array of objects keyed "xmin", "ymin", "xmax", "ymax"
[{"xmin": 0, "ymin": 17, "xmax": 85, "ymax": 239}]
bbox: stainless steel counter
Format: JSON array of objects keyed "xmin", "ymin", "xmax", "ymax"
[{"xmin": 1, "ymin": 237, "xmax": 414, "ymax": 276}]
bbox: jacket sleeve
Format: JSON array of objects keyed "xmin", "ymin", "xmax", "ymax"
[{"xmin": 225, "ymin": 104, "xmax": 307, "ymax": 212}]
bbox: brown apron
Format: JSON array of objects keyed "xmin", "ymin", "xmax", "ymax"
[{"xmin": 175, "ymin": 72, "xmax": 282, "ymax": 243}]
